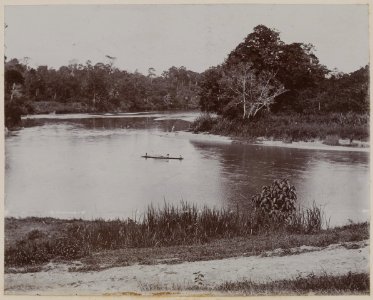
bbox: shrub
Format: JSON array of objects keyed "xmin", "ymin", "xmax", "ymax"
[
  {"xmin": 252, "ymin": 179, "xmax": 296, "ymax": 219},
  {"xmin": 251, "ymin": 179, "xmax": 299, "ymax": 232}
]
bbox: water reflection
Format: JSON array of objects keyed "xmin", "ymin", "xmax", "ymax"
[
  {"xmin": 5, "ymin": 113, "xmax": 369, "ymax": 226},
  {"xmin": 190, "ymin": 141, "xmax": 369, "ymax": 225}
]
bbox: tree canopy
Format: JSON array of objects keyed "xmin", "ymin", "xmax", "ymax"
[{"xmin": 199, "ymin": 25, "xmax": 367, "ymax": 119}]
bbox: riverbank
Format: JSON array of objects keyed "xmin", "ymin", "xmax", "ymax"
[
  {"xmin": 191, "ymin": 113, "xmax": 369, "ymax": 151},
  {"xmin": 5, "ymin": 218, "xmax": 369, "ymax": 295},
  {"xmin": 5, "ymin": 216, "xmax": 368, "ymax": 271}
]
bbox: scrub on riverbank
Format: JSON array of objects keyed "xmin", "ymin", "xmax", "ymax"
[
  {"xmin": 5, "ymin": 216, "xmax": 368, "ymax": 272},
  {"xmin": 4, "ymin": 218, "xmax": 369, "ymax": 295},
  {"xmin": 190, "ymin": 113, "xmax": 369, "ymax": 149}
]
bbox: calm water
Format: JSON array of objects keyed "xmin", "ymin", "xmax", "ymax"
[{"xmin": 5, "ymin": 112, "xmax": 369, "ymax": 226}]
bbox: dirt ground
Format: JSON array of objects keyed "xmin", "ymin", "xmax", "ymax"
[{"xmin": 5, "ymin": 239, "xmax": 369, "ymax": 296}]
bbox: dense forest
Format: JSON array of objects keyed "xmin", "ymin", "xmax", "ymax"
[
  {"xmin": 5, "ymin": 25, "xmax": 369, "ymax": 134},
  {"xmin": 5, "ymin": 60, "xmax": 201, "ymax": 127}
]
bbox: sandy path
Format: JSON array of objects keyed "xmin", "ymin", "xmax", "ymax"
[{"xmin": 5, "ymin": 241, "xmax": 369, "ymax": 295}]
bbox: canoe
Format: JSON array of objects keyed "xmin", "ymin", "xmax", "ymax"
[{"xmin": 141, "ymin": 155, "xmax": 183, "ymax": 160}]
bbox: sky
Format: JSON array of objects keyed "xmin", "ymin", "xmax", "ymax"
[{"xmin": 5, "ymin": 4, "xmax": 370, "ymax": 75}]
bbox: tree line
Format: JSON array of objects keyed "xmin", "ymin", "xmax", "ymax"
[
  {"xmin": 5, "ymin": 24, "xmax": 369, "ymax": 128},
  {"xmin": 5, "ymin": 59, "xmax": 201, "ymax": 126}
]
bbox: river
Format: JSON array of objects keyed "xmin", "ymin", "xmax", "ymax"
[{"xmin": 5, "ymin": 111, "xmax": 369, "ymax": 227}]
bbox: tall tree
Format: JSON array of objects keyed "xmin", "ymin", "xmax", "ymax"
[
  {"xmin": 220, "ymin": 62, "xmax": 287, "ymax": 119},
  {"xmin": 148, "ymin": 67, "xmax": 156, "ymax": 84}
]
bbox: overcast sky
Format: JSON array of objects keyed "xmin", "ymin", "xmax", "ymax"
[{"xmin": 5, "ymin": 4, "xmax": 369, "ymax": 75}]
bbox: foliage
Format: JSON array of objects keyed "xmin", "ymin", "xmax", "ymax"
[
  {"xmin": 199, "ymin": 25, "xmax": 368, "ymax": 119},
  {"xmin": 199, "ymin": 66, "xmax": 223, "ymax": 112},
  {"xmin": 314, "ymin": 66, "xmax": 369, "ymax": 113},
  {"xmin": 226, "ymin": 25, "xmax": 284, "ymax": 73},
  {"xmin": 4, "ymin": 58, "xmax": 201, "ymax": 118},
  {"xmin": 251, "ymin": 179, "xmax": 323, "ymax": 233},
  {"xmin": 252, "ymin": 179, "xmax": 296, "ymax": 221}
]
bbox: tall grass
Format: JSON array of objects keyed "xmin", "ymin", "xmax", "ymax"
[
  {"xmin": 6, "ymin": 201, "xmax": 325, "ymax": 267},
  {"xmin": 217, "ymin": 272, "xmax": 369, "ymax": 295}
]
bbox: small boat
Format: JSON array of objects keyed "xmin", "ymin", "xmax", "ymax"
[{"xmin": 142, "ymin": 154, "xmax": 183, "ymax": 160}]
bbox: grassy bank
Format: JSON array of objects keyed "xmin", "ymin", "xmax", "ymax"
[
  {"xmin": 5, "ymin": 199, "xmax": 324, "ymax": 267},
  {"xmin": 5, "ymin": 203, "xmax": 368, "ymax": 270},
  {"xmin": 191, "ymin": 113, "xmax": 369, "ymax": 143},
  {"xmin": 12, "ymin": 221, "xmax": 369, "ymax": 273}
]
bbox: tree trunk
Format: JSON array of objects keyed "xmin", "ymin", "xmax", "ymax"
[
  {"xmin": 10, "ymin": 82, "xmax": 16, "ymax": 100},
  {"xmin": 242, "ymin": 77, "xmax": 246, "ymax": 119}
]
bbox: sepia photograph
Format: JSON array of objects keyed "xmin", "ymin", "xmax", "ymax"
[{"xmin": 3, "ymin": 1, "xmax": 370, "ymax": 296}]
